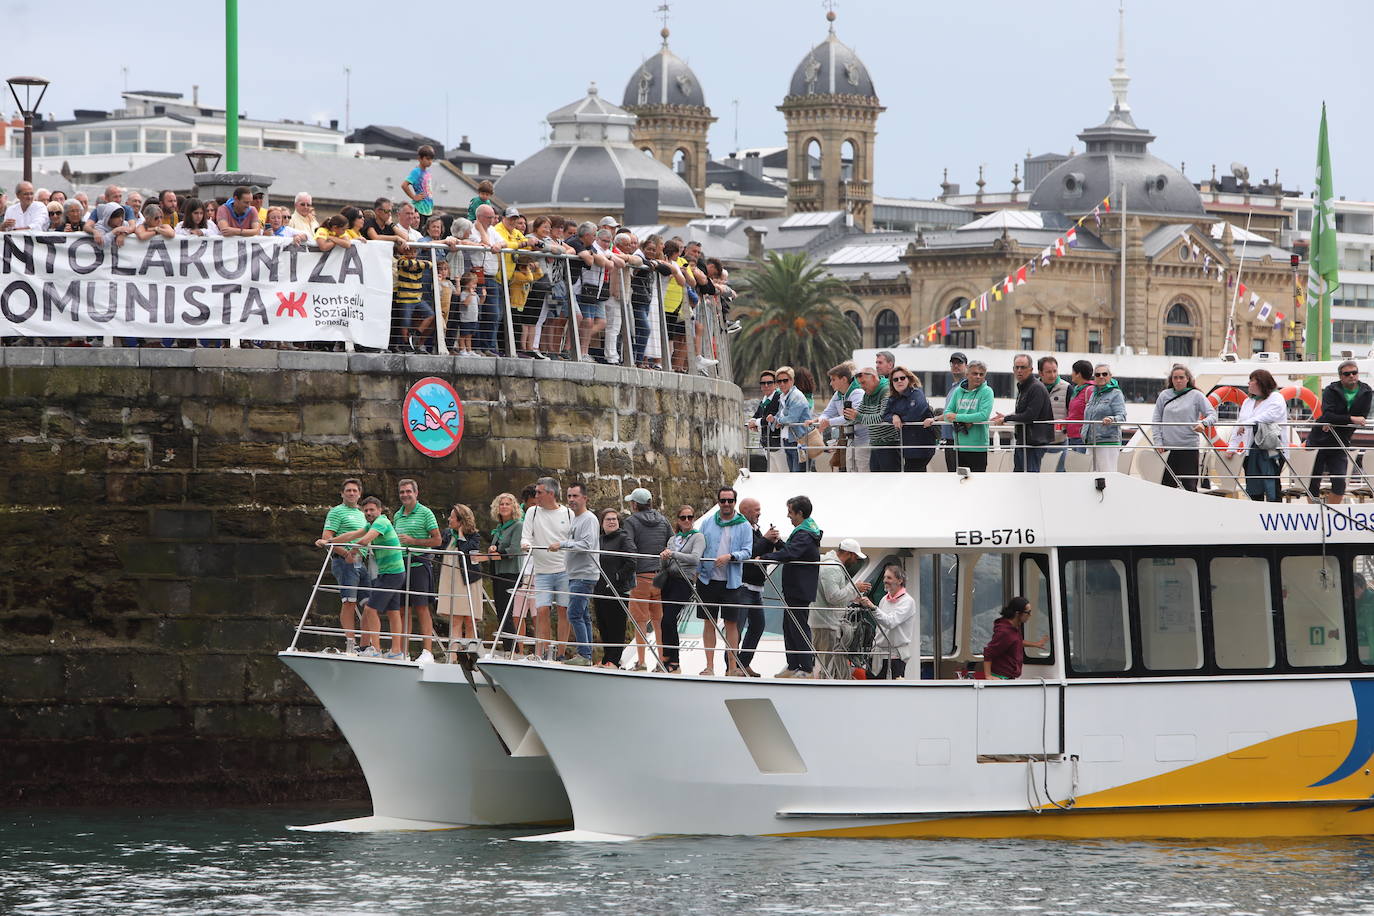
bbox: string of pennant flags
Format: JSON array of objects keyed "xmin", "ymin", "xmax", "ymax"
[{"xmin": 917, "ymin": 192, "xmax": 1290, "ymax": 343}]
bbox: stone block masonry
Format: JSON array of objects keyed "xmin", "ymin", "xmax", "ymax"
[{"xmin": 0, "ymin": 348, "xmax": 742, "ymax": 805}]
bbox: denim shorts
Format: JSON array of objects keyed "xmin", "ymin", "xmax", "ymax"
[
  {"xmin": 330, "ymin": 556, "xmax": 367, "ymax": 603},
  {"xmin": 578, "ymin": 298, "xmax": 605, "ymax": 320},
  {"xmin": 459, "ymin": 321, "xmax": 478, "ymax": 335},
  {"xmin": 533, "ymin": 571, "xmax": 569, "ymax": 608}
]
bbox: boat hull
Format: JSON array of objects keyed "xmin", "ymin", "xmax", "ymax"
[
  {"xmin": 279, "ymin": 651, "xmax": 570, "ymax": 829},
  {"xmin": 479, "ymin": 659, "xmax": 1374, "ymax": 839}
]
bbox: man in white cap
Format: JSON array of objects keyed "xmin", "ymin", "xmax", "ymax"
[{"xmin": 809, "ymin": 537, "xmax": 872, "ymax": 679}]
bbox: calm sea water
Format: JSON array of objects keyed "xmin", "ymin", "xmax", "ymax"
[{"xmin": 4, "ymin": 807, "xmax": 1374, "ymax": 915}]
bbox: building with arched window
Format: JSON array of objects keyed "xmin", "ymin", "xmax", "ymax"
[{"xmin": 622, "ymin": 26, "xmax": 716, "ymax": 210}]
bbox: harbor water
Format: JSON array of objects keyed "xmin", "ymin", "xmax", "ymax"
[{"xmin": 5, "ymin": 807, "xmax": 1374, "ymax": 914}]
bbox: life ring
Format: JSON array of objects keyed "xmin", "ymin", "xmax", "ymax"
[{"xmin": 1204, "ymin": 384, "xmax": 1322, "ymax": 449}]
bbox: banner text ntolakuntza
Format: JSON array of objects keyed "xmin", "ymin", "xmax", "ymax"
[{"xmin": 0, "ymin": 233, "xmax": 395, "ymax": 348}]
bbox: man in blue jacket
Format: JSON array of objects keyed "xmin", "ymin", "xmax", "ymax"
[{"xmin": 697, "ymin": 487, "xmax": 755, "ymax": 676}]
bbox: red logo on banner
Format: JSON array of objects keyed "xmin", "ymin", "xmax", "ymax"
[{"xmin": 275, "ymin": 292, "xmax": 308, "ymax": 317}]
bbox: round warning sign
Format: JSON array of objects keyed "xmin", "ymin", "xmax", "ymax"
[{"xmin": 403, "ymin": 377, "xmax": 465, "ymax": 458}]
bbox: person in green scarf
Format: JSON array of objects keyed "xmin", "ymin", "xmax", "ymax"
[
  {"xmin": 761, "ymin": 495, "xmax": 823, "ymax": 677},
  {"xmin": 1082, "ymin": 363, "xmax": 1127, "ymax": 473}
]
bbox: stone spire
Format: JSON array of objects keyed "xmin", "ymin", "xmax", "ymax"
[{"xmin": 1110, "ymin": 1, "xmax": 1131, "ymax": 116}]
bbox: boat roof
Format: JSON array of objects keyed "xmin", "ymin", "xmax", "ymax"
[{"xmin": 730, "ymin": 469, "xmax": 1370, "ymax": 552}]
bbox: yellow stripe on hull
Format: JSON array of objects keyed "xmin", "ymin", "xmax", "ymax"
[{"xmin": 775, "ymin": 804, "xmax": 1374, "ymax": 840}]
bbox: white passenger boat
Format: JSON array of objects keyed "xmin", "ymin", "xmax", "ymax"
[{"xmin": 479, "ymin": 390, "xmax": 1374, "ymax": 839}]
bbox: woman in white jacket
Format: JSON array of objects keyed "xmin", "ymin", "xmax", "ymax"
[
  {"xmin": 1226, "ymin": 368, "xmax": 1287, "ymax": 502},
  {"xmin": 857, "ymin": 563, "xmax": 916, "ymax": 679}
]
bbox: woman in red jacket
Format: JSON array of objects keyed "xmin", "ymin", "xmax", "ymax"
[{"xmin": 982, "ymin": 597, "xmax": 1047, "ymax": 680}]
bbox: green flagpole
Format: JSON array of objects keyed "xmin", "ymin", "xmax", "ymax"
[
  {"xmin": 1305, "ymin": 102, "xmax": 1337, "ymax": 394},
  {"xmin": 225, "ymin": 0, "xmax": 239, "ymax": 171}
]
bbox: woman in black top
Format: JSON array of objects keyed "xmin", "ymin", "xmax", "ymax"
[
  {"xmin": 593, "ymin": 508, "xmax": 638, "ymax": 668},
  {"xmin": 882, "ymin": 367, "xmax": 936, "ymax": 471}
]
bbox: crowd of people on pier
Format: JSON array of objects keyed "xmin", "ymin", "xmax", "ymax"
[
  {"xmin": 0, "ymin": 144, "xmax": 737, "ymax": 371},
  {"xmin": 310, "ymin": 474, "xmax": 1050, "ymax": 680},
  {"xmin": 748, "ymin": 349, "xmax": 1372, "ymax": 502}
]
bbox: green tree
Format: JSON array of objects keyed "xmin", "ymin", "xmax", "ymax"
[{"xmin": 730, "ymin": 251, "xmax": 861, "ymax": 387}]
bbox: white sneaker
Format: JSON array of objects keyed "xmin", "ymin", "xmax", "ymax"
[
  {"xmin": 416, "ymin": 649, "xmax": 435, "ymax": 665},
  {"xmin": 579, "ymin": 353, "xmax": 595, "ymax": 363},
  {"xmin": 775, "ymin": 668, "xmax": 796, "ymax": 678},
  {"xmin": 725, "ymin": 320, "xmax": 741, "ymax": 334},
  {"xmin": 697, "ymin": 356, "xmax": 719, "ymax": 368}
]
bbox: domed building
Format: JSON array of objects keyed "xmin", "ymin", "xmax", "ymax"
[
  {"xmin": 777, "ymin": 10, "xmax": 885, "ymax": 231},
  {"xmin": 621, "ymin": 27, "xmax": 716, "ymax": 209},
  {"xmin": 494, "ymin": 83, "xmax": 702, "ymax": 226},
  {"xmin": 1028, "ymin": 26, "xmax": 1204, "ymax": 223},
  {"xmin": 890, "ymin": 9, "xmax": 1293, "ymax": 359}
]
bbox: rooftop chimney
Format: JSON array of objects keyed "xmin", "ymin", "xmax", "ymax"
[
  {"xmin": 460, "ymin": 135, "xmax": 471, "ymax": 151},
  {"xmin": 742, "ymin": 151, "xmax": 763, "ymax": 180},
  {"xmin": 192, "ymin": 84, "xmax": 199, "ymax": 106},
  {"xmin": 329, "ymin": 118, "xmax": 338, "ymax": 131},
  {"xmin": 623, "ymin": 177, "xmax": 658, "ymax": 226}
]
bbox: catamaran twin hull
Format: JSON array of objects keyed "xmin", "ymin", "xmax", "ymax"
[
  {"xmin": 278, "ymin": 651, "xmax": 570, "ymax": 831},
  {"xmin": 480, "ymin": 661, "xmax": 1374, "ymax": 839}
]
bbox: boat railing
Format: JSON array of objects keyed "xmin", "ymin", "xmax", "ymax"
[
  {"xmin": 286, "ymin": 540, "xmax": 910, "ymax": 677},
  {"xmin": 744, "ymin": 417, "xmax": 1373, "ymax": 501}
]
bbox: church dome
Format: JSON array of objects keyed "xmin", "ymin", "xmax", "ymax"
[
  {"xmin": 1029, "ymin": 5, "xmax": 1203, "ymax": 220},
  {"xmin": 622, "ymin": 31, "xmax": 707, "ymax": 109},
  {"xmin": 786, "ymin": 13, "xmax": 877, "ymax": 100},
  {"xmin": 495, "ymin": 83, "xmax": 700, "ymax": 216}
]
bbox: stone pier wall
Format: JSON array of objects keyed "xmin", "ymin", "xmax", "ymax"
[{"xmin": 0, "ymin": 347, "xmax": 742, "ymax": 805}]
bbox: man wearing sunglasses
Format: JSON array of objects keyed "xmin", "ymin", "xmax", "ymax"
[
  {"xmin": 696, "ymin": 487, "xmax": 754, "ymax": 676},
  {"xmin": 747, "ymin": 372, "xmax": 783, "ymax": 472},
  {"xmin": 1307, "ymin": 361, "xmax": 1371, "ymax": 504}
]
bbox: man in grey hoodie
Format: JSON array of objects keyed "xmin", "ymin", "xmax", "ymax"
[{"xmin": 623, "ymin": 488, "xmax": 672, "ymax": 667}]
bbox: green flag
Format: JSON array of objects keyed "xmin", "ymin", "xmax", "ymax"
[{"xmin": 1306, "ymin": 103, "xmax": 1337, "ymax": 370}]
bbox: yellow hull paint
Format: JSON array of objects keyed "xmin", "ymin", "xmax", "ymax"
[
  {"xmin": 779, "ymin": 720, "xmax": 1374, "ymax": 840},
  {"xmin": 775, "ymin": 803, "xmax": 1374, "ymax": 840}
]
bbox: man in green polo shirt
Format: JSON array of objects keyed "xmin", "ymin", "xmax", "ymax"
[
  {"xmin": 320, "ymin": 478, "xmax": 373, "ymax": 655},
  {"xmin": 318, "ymin": 496, "xmax": 409, "ymax": 660},
  {"xmin": 394, "ymin": 478, "xmax": 442, "ymax": 664}
]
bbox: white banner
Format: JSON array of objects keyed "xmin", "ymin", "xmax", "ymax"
[{"xmin": 0, "ymin": 233, "xmax": 394, "ymax": 348}]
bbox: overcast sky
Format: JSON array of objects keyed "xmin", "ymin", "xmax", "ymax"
[{"xmin": 6, "ymin": 0, "xmax": 1373, "ymax": 201}]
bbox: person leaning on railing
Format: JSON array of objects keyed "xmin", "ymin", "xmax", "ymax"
[
  {"xmin": 1083, "ymin": 363, "xmax": 1127, "ymax": 474},
  {"xmin": 1152, "ymin": 365, "xmax": 1216, "ymax": 492},
  {"xmin": 1306, "ymin": 360, "xmax": 1372, "ymax": 504},
  {"xmin": 1226, "ymin": 368, "xmax": 1286, "ymax": 503},
  {"xmin": 849, "ymin": 367, "xmax": 897, "ymax": 472},
  {"xmin": 316, "ymin": 496, "xmax": 408, "ymax": 660},
  {"xmin": 882, "ymin": 367, "xmax": 936, "ymax": 472},
  {"xmin": 655, "ymin": 506, "xmax": 705, "ymax": 675},
  {"xmin": 927, "ymin": 359, "xmax": 993, "ymax": 472}
]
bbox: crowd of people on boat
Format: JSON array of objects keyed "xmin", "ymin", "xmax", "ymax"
[
  {"xmin": 310, "ymin": 474, "xmax": 1054, "ymax": 680},
  {"xmin": 0, "ymin": 147, "xmax": 736, "ymax": 370},
  {"xmin": 748, "ymin": 349, "xmax": 1371, "ymax": 501}
]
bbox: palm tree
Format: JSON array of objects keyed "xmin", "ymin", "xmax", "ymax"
[{"xmin": 730, "ymin": 250, "xmax": 861, "ymax": 387}]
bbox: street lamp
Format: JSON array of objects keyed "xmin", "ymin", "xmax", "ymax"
[
  {"xmin": 6, "ymin": 76, "xmax": 50, "ymax": 183},
  {"xmin": 184, "ymin": 148, "xmax": 223, "ymax": 175}
]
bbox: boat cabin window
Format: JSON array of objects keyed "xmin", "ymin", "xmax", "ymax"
[
  {"xmin": 1356, "ymin": 555, "xmax": 1374, "ymax": 665},
  {"xmin": 1210, "ymin": 556, "xmax": 1276, "ymax": 670},
  {"xmin": 1136, "ymin": 557, "xmax": 1202, "ymax": 671},
  {"xmin": 1021, "ymin": 555, "xmax": 1051, "ymax": 660},
  {"xmin": 1281, "ymin": 556, "xmax": 1345, "ymax": 668},
  {"xmin": 917, "ymin": 552, "xmax": 957, "ymax": 658},
  {"xmin": 969, "ymin": 552, "xmax": 1009, "ymax": 659},
  {"xmin": 1064, "ymin": 558, "xmax": 1131, "ymax": 673}
]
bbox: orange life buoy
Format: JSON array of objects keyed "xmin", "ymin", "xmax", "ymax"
[{"xmin": 1204, "ymin": 384, "xmax": 1322, "ymax": 449}]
